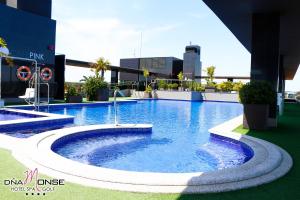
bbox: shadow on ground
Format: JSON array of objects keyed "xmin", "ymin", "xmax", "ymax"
[{"xmin": 177, "ymin": 103, "xmax": 300, "ymax": 200}]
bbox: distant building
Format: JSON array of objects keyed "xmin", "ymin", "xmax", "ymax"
[
  {"xmin": 183, "ymin": 45, "xmax": 202, "ymax": 81},
  {"xmin": 119, "ymin": 57, "xmax": 183, "ymax": 82},
  {"xmin": 119, "ymin": 45, "xmax": 202, "ymax": 82}
]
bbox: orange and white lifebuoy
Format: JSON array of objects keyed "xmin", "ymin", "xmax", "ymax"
[
  {"xmin": 40, "ymin": 67, "xmax": 53, "ymax": 81},
  {"xmin": 16, "ymin": 66, "xmax": 32, "ymax": 81}
]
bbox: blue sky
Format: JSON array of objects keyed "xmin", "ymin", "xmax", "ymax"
[{"xmin": 52, "ymin": 0, "xmax": 299, "ymax": 91}]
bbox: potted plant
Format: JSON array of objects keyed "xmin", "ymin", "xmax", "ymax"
[
  {"xmin": 239, "ymin": 81, "xmax": 276, "ymax": 130},
  {"xmin": 144, "ymin": 85, "xmax": 152, "ymax": 98},
  {"xmin": 82, "ymin": 76, "xmax": 109, "ymax": 101},
  {"xmin": 66, "ymin": 84, "xmax": 82, "ymax": 103},
  {"xmin": 96, "ymin": 85, "xmax": 109, "ymax": 101},
  {"xmin": 81, "ymin": 57, "xmax": 110, "ymax": 101},
  {"xmin": 177, "ymin": 71, "xmax": 184, "ymax": 91}
]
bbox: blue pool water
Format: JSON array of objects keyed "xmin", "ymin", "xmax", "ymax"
[
  {"xmin": 0, "ymin": 110, "xmax": 44, "ymax": 121},
  {"xmin": 48, "ymin": 100, "xmax": 253, "ymax": 173}
]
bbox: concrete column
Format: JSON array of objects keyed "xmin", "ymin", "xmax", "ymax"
[
  {"xmin": 54, "ymin": 55, "xmax": 65, "ymax": 100},
  {"xmin": 278, "ymin": 55, "xmax": 285, "ymax": 115},
  {"xmin": 110, "ymin": 69, "xmax": 119, "ymax": 84},
  {"xmin": 250, "ymin": 13, "xmax": 280, "ymax": 126},
  {"xmin": 278, "ymin": 55, "xmax": 286, "ymax": 95}
]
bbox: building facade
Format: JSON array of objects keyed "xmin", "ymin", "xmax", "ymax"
[
  {"xmin": 183, "ymin": 45, "xmax": 202, "ymax": 81},
  {"xmin": 119, "ymin": 57, "xmax": 183, "ymax": 82},
  {"xmin": 0, "ymin": 0, "xmax": 59, "ymax": 99},
  {"xmin": 119, "ymin": 45, "xmax": 201, "ymax": 82}
]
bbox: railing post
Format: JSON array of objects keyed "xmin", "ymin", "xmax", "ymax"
[{"xmin": 114, "ymin": 88, "xmax": 119, "ymax": 126}]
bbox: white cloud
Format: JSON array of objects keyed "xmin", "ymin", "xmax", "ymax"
[
  {"xmin": 55, "ymin": 17, "xmax": 180, "ymax": 82},
  {"xmin": 56, "ymin": 18, "xmax": 138, "ymax": 64},
  {"xmin": 56, "ymin": 17, "xmax": 179, "ymax": 65}
]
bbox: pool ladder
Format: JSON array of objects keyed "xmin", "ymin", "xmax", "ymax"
[{"xmin": 113, "ymin": 88, "xmax": 119, "ymax": 126}]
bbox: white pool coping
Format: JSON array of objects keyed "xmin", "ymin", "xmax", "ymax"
[
  {"xmin": 5, "ymin": 99, "xmax": 138, "ymax": 109},
  {"xmin": 0, "ymin": 108, "xmax": 74, "ymax": 129},
  {"xmin": 7, "ymin": 117, "xmax": 292, "ymax": 194}
]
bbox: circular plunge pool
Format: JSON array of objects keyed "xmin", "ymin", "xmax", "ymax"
[{"xmin": 50, "ymin": 100, "xmax": 253, "ymax": 173}]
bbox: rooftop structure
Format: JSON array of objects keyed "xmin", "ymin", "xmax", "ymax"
[
  {"xmin": 119, "ymin": 45, "xmax": 202, "ymax": 82},
  {"xmin": 0, "ymin": 0, "xmax": 58, "ymax": 99},
  {"xmin": 202, "ymin": 0, "xmax": 300, "ymax": 126},
  {"xmin": 119, "ymin": 57, "xmax": 183, "ymax": 82}
]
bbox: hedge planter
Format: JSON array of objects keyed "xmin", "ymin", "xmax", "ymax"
[
  {"xmin": 205, "ymin": 86, "xmax": 216, "ymax": 92},
  {"xmin": 243, "ymin": 104, "xmax": 269, "ymax": 130},
  {"xmin": 66, "ymin": 95, "xmax": 83, "ymax": 103},
  {"xmin": 143, "ymin": 92, "xmax": 152, "ymax": 98},
  {"xmin": 96, "ymin": 88, "xmax": 109, "ymax": 101},
  {"xmin": 178, "ymin": 87, "xmax": 184, "ymax": 91}
]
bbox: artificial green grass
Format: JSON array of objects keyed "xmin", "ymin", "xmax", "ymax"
[
  {"xmin": 0, "ymin": 103, "xmax": 299, "ymax": 200},
  {"xmin": 0, "ymin": 149, "xmax": 177, "ymax": 200}
]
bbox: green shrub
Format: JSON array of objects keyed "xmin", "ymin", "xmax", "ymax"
[
  {"xmin": 145, "ymin": 85, "xmax": 152, "ymax": 93},
  {"xmin": 65, "ymin": 84, "xmax": 79, "ymax": 97},
  {"xmin": 185, "ymin": 81, "xmax": 203, "ymax": 91},
  {"xmin": 172, "ymin": 83, "xmax": 178, "ymax": 89},
  {"xmin": 233, "ymin": 81, "xmax": 244, "ymax": 91},
  {"xmin": 217, "ymin": 81, "xmax": 234, "ymax": 92},
  {"xmin": 239, "ymin": 81, "xmax": 276, "ymax": 104},
  {"xmin": 158, "ymin": 80, "xmax": 167, "ymax": 90},
  {"xmin": 166, "ymin": 83, "xmax": 178, "ymax": 90},
  {"xmin": 81, "ymin": 76, "xmax": 108, "ymax": 101},
  {"xmin": 186, "ymin": 81, "xmax": 193, "ymax": 90},
  {"xmin": 195, "ymin": 83, "xmax": 205, "ymax": 92}
]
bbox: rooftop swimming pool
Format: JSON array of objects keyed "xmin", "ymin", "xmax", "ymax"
[
  {"xmin": 40, "ymin": 100, "xmax": 252, "ymax": 173},
  {"xmin": 5, "ymin": 100, "xmax": 292, "ymax": 193}
]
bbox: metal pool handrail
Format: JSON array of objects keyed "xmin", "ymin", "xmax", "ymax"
[{"xmin": 113, "ymin": 88, "xmax": 119, "ymax": 126}]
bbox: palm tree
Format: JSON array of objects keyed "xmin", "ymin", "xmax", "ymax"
[
  {"xmin": 0, "ymin": 37, "xmax": 8, "ymax": 56},
  {"xmin": 143, "ymin": 68, "xmax": 149, "ymax": 87},
  {"xmin": 177, "ymin": 71, "xmax": 184, "ymax": 88},
  {"xmin": 91, "ymin": 57, "xmax": 110, "ymax": 79},
  {"xmin": 0, "ymin": 37, "xmax": 7, "ymax": 48},
  {"xmin": 0, "ymin": 37, "xmax": 13, "ymax": 66},
  {"xmin": 204, "ymin": 66, "xmax": 216, "ymax": 86}
]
